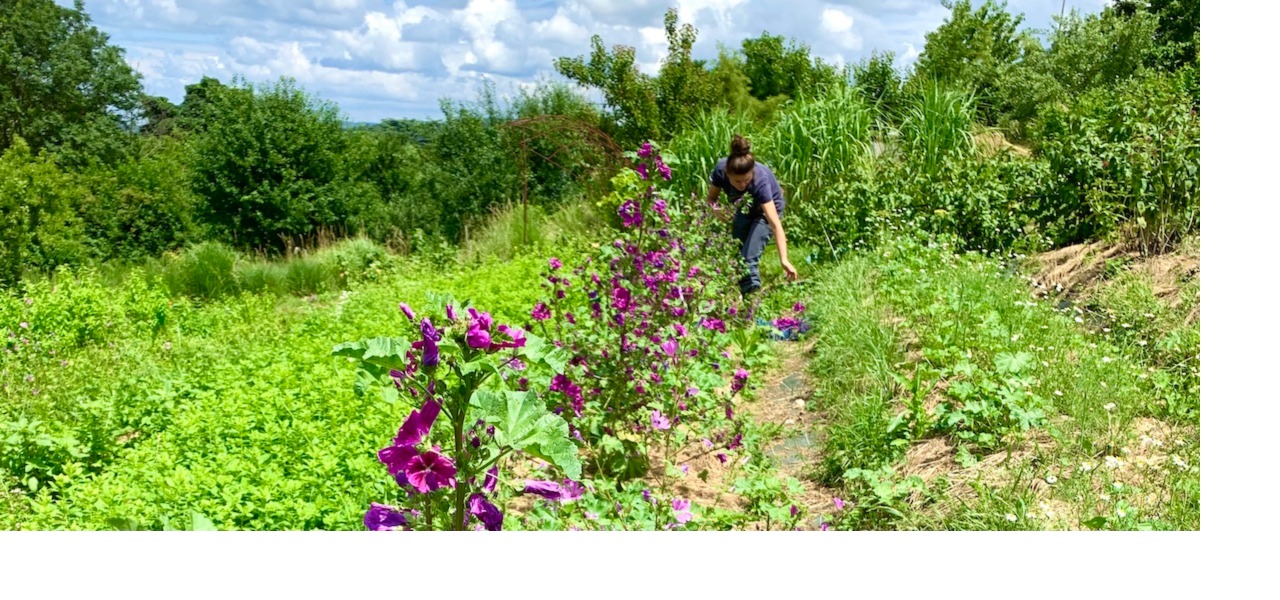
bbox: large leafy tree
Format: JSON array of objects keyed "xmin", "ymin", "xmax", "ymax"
[
  {"xmin": 0, "ymin": 0, "xmax": 142, "ymax": 159},
  {"xmin": 739, "ymin": 32, "xmax": 839, "ymax": 101},
  {"xmin": 911, "ymin": 0, "xmax": 1024, "ymax": 122},
  {"xmin": 188, "ymin": 77, "xmax": 368, "ymax": 252}
]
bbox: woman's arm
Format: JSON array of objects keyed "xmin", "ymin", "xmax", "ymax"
[
  {"xmin": 761, "ymin": 201, "xmax": 798, "ymax": 281},
  {"xmin": 706, "ymin": 185, "xmax": 730, "ymax": 222}
]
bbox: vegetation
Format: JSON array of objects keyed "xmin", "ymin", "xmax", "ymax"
[{"xmin": 1, "ymin": 0, "xmax": 1197, "ymax": 531}]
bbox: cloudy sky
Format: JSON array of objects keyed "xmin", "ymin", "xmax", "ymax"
[{"xmin": 60, "ymin": 0, "xmax": 1108, "ymax": 123}]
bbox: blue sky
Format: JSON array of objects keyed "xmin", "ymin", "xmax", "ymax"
[{"xmin": 61, "ymin": 0, "xmax": 1108, "ymax": 123}]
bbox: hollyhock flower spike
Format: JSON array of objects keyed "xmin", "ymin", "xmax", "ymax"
[
  {"xmin": 405, "ymin": 449, "xmax": 457, "ymax": 493},
  {"xmin": 399, "ymin": 303, "xmax": 416, "ymax": 323},
  {"xmin": 549, "ymin": 257, "xmax": 562, "ymax": 270},
  {"xmin": 638, "ymin": 142, "xmax": 653, "ymax": 158},
  {"xmin": 532, "ymin": 303, "xmax": 551, "ymax": 321}
]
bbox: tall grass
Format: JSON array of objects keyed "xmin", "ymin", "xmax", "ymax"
[
  {"xmin": 459, "ymin": 198, "xmax": 609, "ymax": 264},
  {"xmin": 764, "ymin": 85, "xmax": 876, "ymax": 208},
  {"xmin": 148, "ymin": 237, "xmax": 390, "ymax": 299},
  {"xmin": 899, "ymin": 83, "xmax": 977, "ymax": 178}
]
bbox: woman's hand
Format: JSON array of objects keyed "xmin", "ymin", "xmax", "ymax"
[{"xmin": 781, "ymin": 259, "xmax": 798, "ymax": 281}]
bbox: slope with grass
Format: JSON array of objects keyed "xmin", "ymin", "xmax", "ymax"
[{"xmin": 805, "ymin": 231, "xmax": 1199, "ymax": 530}]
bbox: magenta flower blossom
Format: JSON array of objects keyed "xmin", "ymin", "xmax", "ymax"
[
  {"xmin": 531, "ymin": 302, "xmax": 551, "ymax": 321},
  {"xmin": 395, "ymin": 399, "xmax": 441, "ymax": 447},
  {"xmin": 549, "ymin": 257, "xmax": 562, "ymax": 270},
  {"xmin": 491, "ymin": 324, "xmax": 527, "ymax": 350},
  {"xmin": 612, "ymin": 286, "xmax": 631, "ymax": 311},
  {"xmin": 653, "ymin": 199, "xmax": 670, "ymax": 223},
  {"xmin": 619, "ymin": 200, "xmax": 642, "ymax": 228},
  {"xmin": 651, "ymin": 410, "xmax": 671, "ymax": 431},
  {"xmin": 672, "ymin": 498, "xmax": 693, "ymax": 524},
  {"xmin": 638, "ymin": 142, "xmax": 653, "ymax": 158},
  {"xmin": 466, "ymin": 325, "xmax": 491, "ymax": 349},
  {"xmin": 716, "ymin": 453, "xmax": 728, "ymax": 464},
  {"xmin": 405, "ymin": 449, "xmax": 457, "ymax": 493},
  {"xmin": 522, "ymin": 479, "xmax": 584, "ymax": 502},
  {"xmin": 793, "ymin": 302, "xmax": 807, "ymax": 313},
  {"xmin": 364, "ymin": 503, "xmax": 409, "ymax": 531},
  {"xmin": 656, "ymin": 160, "xmax": 671, "ymax": 181},
  {"xmin": 731, "ymin": 368, "xmax": 750, "ymax": 393},
  {"xmin": 673, "ymin": 323, "xmax": 688, "ymax": 337},
  {"xmin": 636, "ymin": 162, "xmax": 648, "ymax": 180},
  {"xmin": 725, "ymin": 401, "xmax": 735, "ymax": 420},
  {"xmin": 700, "ymin": 317, "xmax": 726, "ymax": 332},
  {"xmin": 446, "ymin": 304, "xmax": 458, "ymax": 321},
  {"xmin": 833, "ymin": 497, "xmax": 845, "ymax": 511},
  {"xmin": 661, "ymin": 338, "xmax": 678, "ymax": 357},
  {"xmin": 399, "ymin": 303, "xmax": 416, "ymax": 323},
  {"xmin": 790, "ymin": 505, "xmax": 799, "ymax": 517},
  {"xmin": 467, "ymin": 493, "xmax": 504, "ymax": 531}
]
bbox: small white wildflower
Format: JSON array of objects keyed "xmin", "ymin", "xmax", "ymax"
[
  {"xmin": 1104, "ymin": 456, "xmax": 1122, "ymax": 469},
  {"xmin": 1100, "ymin": 493, "xmax": 1111, "ymax": 502},
  {"xmin": 1074, "ymin": 316, "xmax": 1084, "ymax": 323},
  {"xmin": 1089, "ymin": 343, "xmax": 1098, "ymax": 349},
  {"xmin": 1103, "ymin": 327, "xmax": 1111, "ymax": 333},
  {"xmin": 1137, "ymin": 340, "xmax": 1147, "ymax": 346},
  {"xmin": 1143, "ymin": 313, "xmax": 1154, "ymax": 318},
  {"xmin": 1172, "ymin": 456, "xmax": 1188, "ymax": 468},
  {"xmin": 1045, "ymin": 475, "xmax": 1058, "ymax": 484},
  {"xmin": 1054, "ymin": 390, "xmax": 1063, "ymax": 397},
  {"xmin": 1005, "ymin": 513, "xmax": 1017, "ymax": 523},
  {"xmin": 1121, "ymin": 447, "xmax": 1131, "ymax": 455},
  {"xmin": 1102, "ymin": 356, "xmax": 1112, "ymax": 363},
  {"xmin": 1104, "ymin": 402, "xmax": 1116, "ymax": 411},
  {"xmin": 1011, "ymin": 334, "xmax": 1020, "ymax": 342},
  {"xmin": 1121, "ymin": 323, "xmax": 1131, "ymax": 328},
  {"xmin": 1079, "ymin": 463, "xmax": 1093, "ymax": 472},
  {"xmin": 1113, "ymin": 482, "xmax": 1123, "ymax": 491},
  {"xmin": 1116, "ymin": 509, "xmax": 1127, "ymax": 518}
]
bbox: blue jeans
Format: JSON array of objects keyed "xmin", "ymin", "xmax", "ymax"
[{"xmin": 733, "ymin": 213, "xmax": 773, "ymax": 296}]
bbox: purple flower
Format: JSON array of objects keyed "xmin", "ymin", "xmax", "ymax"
[
  {"xmin": 446, "ymin": 304, "xmax": 458, "ymax": 321},
  {"xmin": 651, "ymin": 410, "xmax": 671, "ymax": 431},
  {"xmin": 821, "ymin": 522, "xmax": 829, "ymax": 531},
  {"xmin": 467, "ymin": 493, "xmax": 504, "ymax": 531},
  {"xmin": 412, "ymin": 337, "xmax": 439, "ymax": 368},
  {"xmin": 790, "ymin": 505, "xmax": 799, "ymax": 517},
  {"xmin": 364, "ymin": 503, "xmax": 409, "ymax": 531},
  {"xmin": 793, "ymin": 302, "xmax": 807, "ymax": 313},
  {"xmin": 700, "ymin": 317, "xmax": 726, "ymax": 333},
  {"xmin": 399, "ymin": 303, "xmax": 416, "ymax": 323},
  {"xmin": 505, "ymin": 358, "xmax": 526, "ymax": 371},
  {"xmin": 619, "ymin": 200, "xmax": 642, "ymax": 228},
  {"xmin": 491, "ymin": 324, "xmax": 527, "ymax": 350},
  {"xmin": 731, "ymin": 368, "xmax": 750, "ymax": 393},
  {"xmin": 660, "ymin": 338, "xmax": 678, "ymax": 357},
  {"xmin": 466, "ymin": 325, "xmax": 491, "ymax": 349},
  {"xmin": 636, "ymin": 162, "xmax": 649, "ymax": 180},
  {"xmin": 565, "ymin": 312, "xmax": 576, "ymax": 324},
  {"xmin": 833, "ymin": 497, "xmax": 845, "ymax": 511},
  {"xmin": 522, "ymin": 479, "xmax": 584, "ymax": 502},
  {"xmin": 672, "ymin": 498, "xmax": 693, "ymax": 524},
  {"xmin": 637, "ymin": 142, "xmax": 653, "ymax": 158},
  {"xmin": 728, "ymin": 434, "xmax": 743, "ymax": 450},
  {"xmin": 405, "ymin": 449, "xmax": 457, "ymax": 493},
  {"xmin": 612, "ymin": 286, "xmax": 631, "ymax": 311},
  {"xmin": 531, "ymin": 303, "xmax": 551, "ymax": 321},
  {"xmin": 656, "ymin": 160, "xmax": 671, "ymax": 181},
  {"xmin": 549, "ymin": 257, "xmax": 563, "ymax": 270},
  {"xmin": 394, "ymin": 399, "xmax": 441, "ymax": 447},
  {"xmin": 716, "ymin": 453, "xmax": 728, "ymax": 464},
  {"xmin": 642, "ymin": 489, "xmax": 652, "ymax": 503},
  {"xmin": 725, "ymin": 402, "xmax": 735, "ymax": 421}
]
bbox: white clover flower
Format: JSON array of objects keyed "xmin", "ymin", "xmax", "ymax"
[
  {"xmin": 1104, "ymin": 402, "xmax": 1116, "ymax": 411},
  {"xmin": 1011, "ymin": 334, "xmax": 1020, "ymax": 342},
  {"xmin": 1054, "ymin": 390, "xmax": 1063, "ymax": 397},
  {"xmin": 1113, "ymin": 482, "xmax": 1123, "ymax": 491},
  {"xmin": 1102, "ymin": 356, "xmax": 1112, "ymax": 363},
  {"xmin": 1079, "ymin": 463, "xmax": 1093, "ymax": 472},
  {"xmin": 1116, "ymin": 509, "xmax": 1127, "ymax": 518},
  {"xmin": 1005, "ymin": 513, "xmax": 1017, "ymax": 523},
  {"xmin": 1099, "ymin": 493, "xmax": 1111, "ymax": 502},
  {"xmin": 1137, "ymin": 340, "xmax": 1147, "ymax": 346},
  {"xmin": 1045, "ymin": 475, "xmax": 1058, "ymax": 484},
  {"xmin": 1104, "ymin": 456, "xmax": 1122, "ymax": 469}
]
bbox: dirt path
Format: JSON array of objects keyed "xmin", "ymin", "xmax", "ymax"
[{"xmin": 749, "ymin": 338, "xmax": 843, "ymax": 529}]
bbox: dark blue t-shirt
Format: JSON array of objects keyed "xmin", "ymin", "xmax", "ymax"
[{"xmin": 710, "ymin": 159, "xmax": 786, "ymax": 220}]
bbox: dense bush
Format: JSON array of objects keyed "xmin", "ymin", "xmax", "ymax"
[{"xmin": 0, "ymin": 139, "xmax": 86, "ymax": 285}]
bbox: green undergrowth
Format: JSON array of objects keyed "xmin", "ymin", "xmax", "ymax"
[
  {"xmin": 0, "ymin": 247, "xmax": 568, "ymax": 529},
  {"xmin": 808, "ymin": 231, "xmax": 1199, "ymax": 530}
]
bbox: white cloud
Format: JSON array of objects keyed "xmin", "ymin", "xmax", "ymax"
[{"xmin": 60, "ymin": 0, "xmax": 1116, "ymax": 121}]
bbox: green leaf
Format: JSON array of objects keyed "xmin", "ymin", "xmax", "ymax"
[
  {"xmin": 994, "ymin": 351, "xmax": 1033, "ymax": 374},
  {"xmin": 332, "ymin": 337, "xmax": 411, "ymax": 370},
  {"xmin": 472, "ymin": 390, "xmax": 581, "ymax": 479},
  {"xmin": 191, "ymin": 511, "xmax": 217, "ymax": 531},
  {"xmin": 523, "ymin": 333, "xmax": 570, "ymax": 373},
  {"xmin": 1082, "ymin": 516, "xmax": 1108, "ymax": 530}
]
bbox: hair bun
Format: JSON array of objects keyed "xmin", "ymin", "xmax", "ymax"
[{"xmin": 730, "ymin": 134, "xmax": 751, "ymax": 158}]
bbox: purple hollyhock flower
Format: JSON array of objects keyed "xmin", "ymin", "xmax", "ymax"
[
  {"xmin": 549, "ymin": 257, "xmax": 562, "ymax": 270},
  {"xmin": 672, "ymin": 499, "xmax": 693, "ymax": 524},
  {"xmin": 731, "ymin": 368, "xmax": 750, "ymax": 393},
  {"xmin": 394, "ymin": 399, "xmax": 441, "ymax": 447},
  {"xmin": 399, "ymin": 303, "xmax": 416, "ymax": 323},
  {"xmin": 419, "ymin": 317, "xmax": 441, "ymax": 342},
  {"xmin": 412, "ymin": 337, "xmax": 440, "ymax": 368},
  {"xmin": 726, "ymin": 402, "xmax": 735, "ymax": 420},
  {"xmin": 637, "ymin": 142, "xmax": 653, "ymax": 158},
  {"xmin": 728, "ymin": 434, "xmax": 743, "ymax": 450},
  {"xmin": 522, "ymin": 479, "xmax": 583, "ymax": 502},
  {"xmin": 467, "ymin": 308, "xmax": 493, "ymax": 331},
  {"xmin": 686, "ymin": 386, "xmax": 698, "ymax": 397},
  {"xmin": 531, "ymin": 303, "xmax": 551, "ymax": 321},
  {"xmin": 821, "ymin": 522, "xmax": 830, "ymax": 531},
  {"xmin": 673, "ymin": 323, "xmax": 688, "ymax": 337},
  {"xmin": 404, "ymin": 449, "xmax": 457, "ymax": 493},
  {"xmin": 793, "ymin": 302, "xmax": 807, "ymax": 313},
  {"xmin": 651, "ymin": 410, "xmax": 671, "ymax": 431},
  {"xmin": 565, "ymin": 312, "xmax": 576, "ymax": 324},
  {"xmin": 560, "ymin": 479, "xmax": 585, "ymax": 501},
  {"xmin": 790, "ymin": 505, "xmax": 799, "ymax": 517},
  {"xmin": 467, "ymin": 493, "xmax": 504, "ymax": 531},
  {"xmin": 466, "ymin": 325, "xmax": 491, "ymax": 349},
  {"xmin": 364, "ymin": 503, "xmax": 409, "ymax": 531},
  {"xmin": 661, "ymin": 338, "xmax": 678, "ymax": 357},
  {"xmin": 636, "ymin": 162, "xmax": 649, "ymax": 180},
  {"xmin": 642, "ymin": 489, "xmax": 652, "ymax": 503},
  {"xmin": 612, "ymin": 286, "xmax": 631, "ymax": 311},
  {"xmin": 728, "ymin": 307, "xmax": 738, "ymax": 317},
  {"xmin": 656, "ymin": 160, "xmax": 671, "ymax": 181},
  {"xmin": 716, "ymin": 453, "xmax": 728, "ymax": 464},
  {"xmin": 833, "ymin": 497, "xmax": 846, "ymax": 511},
  {"xmin": 653, "ymin": 199, "xmax": 670, "ymax": 223},
  {"xmin": 619, "ymin": 200, "xmax": 642, "ymax": 228},
  {"xmin": 446, "ymin": 304, "xmax": 458, "ymax": 321},
  {"xmin": 700, "ymin": 317, "xmax": 726, "ymax": 332},
  {"xmin": 671, "ymin": 306, "xmax": 686, "ymax": 317},
  {"xmin": 505, "ymin": 358, "xmax": 526, "ymax": 371},
  {"xmin": 491, "ymin": 324, "xmax": 527, "ymax": 350}
]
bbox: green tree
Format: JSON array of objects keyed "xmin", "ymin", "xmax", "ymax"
[
  {"xmin": 740, "ymin": 32, "xmax": 839, "ymax": 101},
  {"xmin": 911, "ymin": 0, "xmax": 1024, "ymax": 122},
  {"xmin": 849, "ymin": 51, "xmax": 906, "ymax": 124},
  {"xmin": 1146, "ymin": 0, "xmax": 1199, "ymax": 71},
  {"xmin": 0, "ymin": 138, "xmax": 86, "ymax": 284},
  {"xmin": 188, "ymin": 78, "xmax": 369, "ymax": 252},
  {"xmin": 0, "ymin": 0, "xmax": 142, "ymax": 159}
]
